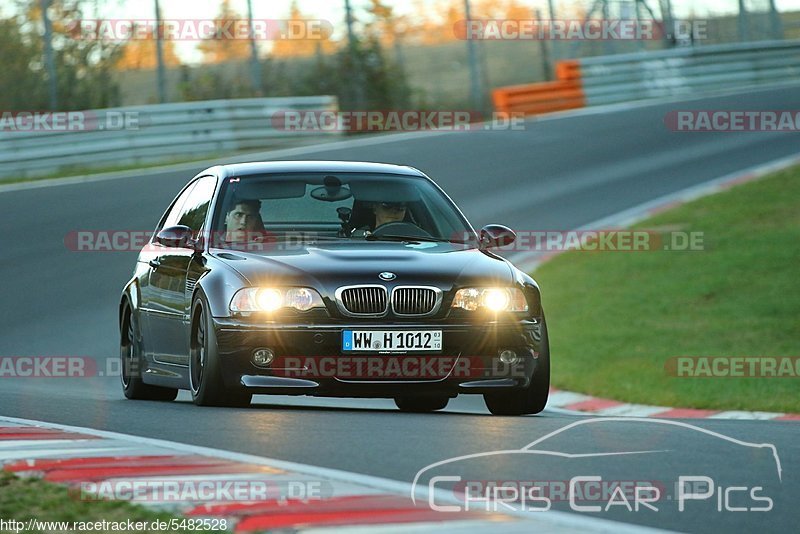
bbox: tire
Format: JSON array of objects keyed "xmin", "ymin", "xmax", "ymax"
[
  {"xmin": 120, "ymin": 303, "xmax": 178, "ymax": 402},
  {"xmin": 394, "ymin": 396, "xmax": 449, "ymax": 413},
  {"xmin": 484, "ymin": 322, "xmax": 550, "ymax": 416},
  {"xmin": 189, "ymin": 294, "xmax": 252, "ymax": 408}
]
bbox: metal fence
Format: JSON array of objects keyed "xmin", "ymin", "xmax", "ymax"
[
  {"xmin": 579, "ymin": 39, "xmax": 800, "ymax": 106},
  {"xmin": 0, "ymin": 96, "xmax": 339, "ymax": 180}
]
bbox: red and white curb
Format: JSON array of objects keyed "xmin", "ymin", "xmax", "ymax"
[
  {"xmin": 0, "ymin": 415, "xmax": 656, "ymax": 533},
  {"xmin": 506, "ymin": 152, "xmax": 800, "ymax": 422},
  {"xmin": 546, "ymin": 388, "xmax": 800, "ymax": 421}
]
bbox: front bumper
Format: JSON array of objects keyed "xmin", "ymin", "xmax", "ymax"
[{"xmin": 212, "ymin": 317, "xmax": 546, "ymax": 397}]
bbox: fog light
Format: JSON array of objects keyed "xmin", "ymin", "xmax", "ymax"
[
  {"xmin": 252, "ymin": 348, "xmax": 275, "ymax": 368},
  {"xmin": 499, "ymin": 349, "xmax": 519, "ymax": 365}
]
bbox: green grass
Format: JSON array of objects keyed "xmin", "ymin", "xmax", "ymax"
[
  {"xmin": 0, "ymin": 136, "xmax": 341, "ymax": 187},
  {"xmin": 0, "ymin": 471, "xmax": 207, "ymax": 533},
  {"xmin": 533, "ymin": 166, "xmax": 800, "ymax": 413},
  {"xmin": 0, "ymin": 154, "xmax": 226, "ymax": 186}
]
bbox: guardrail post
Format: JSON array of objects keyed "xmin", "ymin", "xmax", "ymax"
[
  {"xmin": 40, "ymin": 0, "xmax": 58, "ymax": 111},
  {"xmin": 154, "ymin": 0, "xmax": 167, "ymax": 104}
]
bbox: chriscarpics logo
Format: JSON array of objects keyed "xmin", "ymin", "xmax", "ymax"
[{"xmin": 411, "ymin": 418, "xmax": 781, "ymax": 515}]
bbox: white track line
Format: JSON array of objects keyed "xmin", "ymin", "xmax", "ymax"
[
  {"xmin": 710, "ymin": 411, "xmax": 785, "ymax": 420},
  {"xmin": 0, "ymin": 447, "xmax": 153, "ymax": 462},
  {"xmin": 546, "ymin": 390, "xmax": 593, "ymax": 407},
  {"xmin": 593, "ymin": 405, "xmax": 672, "ymax": 418}
]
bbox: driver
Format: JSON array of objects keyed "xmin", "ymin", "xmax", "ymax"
[
  {"xmin": 350, "ymin": 201, "xmax": 410, "ymax": 237},
  {"xmin": 373, "ymin": 201, "xmax": 408, "ymax": 228}
]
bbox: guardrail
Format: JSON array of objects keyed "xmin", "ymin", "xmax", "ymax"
[
  {"xmin": 0, "ymin": 96, "xmax": 339, "ymax": 180},
  {"xmin": 493, "ymin": 39, "xmax": 800, "ymax": 115},
  {"xmin": 492, "ymin": 61, "xmax": 584, "ymax": 115}
]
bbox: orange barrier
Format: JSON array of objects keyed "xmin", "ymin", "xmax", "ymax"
[{"xmin": 492, "ymin": 60, "xmax": 585, "ymax": 116}]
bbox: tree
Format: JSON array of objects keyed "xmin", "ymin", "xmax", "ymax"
[
  {"xmin": 364, "ymin": 0, "xmax": 399, "ymax": 45},
  {"xmin": 197, "ymin": 0, "xmax": 251, "ymax": 64},
  {"xmin": 0, "ymin": 17, "xmax": 44, "ymax": 110},
  {"xmin": 271, "ymin": 1, "xmax": 337, "ymax": 58},
  {"xmin": 116, "ymin": 27, "xmax": 181, "ymax": 70},
  {"xmin": 0, "ymin": 0, "xmax": 122, "ymax": 111},
  {"xmin": 302, "ymin": 34, "xmax": 411, "ymax": 113},
  {"xmin": 178, "ymin": 64, "xmax": 254, "ymax": 101}
]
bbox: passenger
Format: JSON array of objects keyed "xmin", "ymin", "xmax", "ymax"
[{"xmin": 223, "ymin": 199, "xmax": 266, "ymax": 244}]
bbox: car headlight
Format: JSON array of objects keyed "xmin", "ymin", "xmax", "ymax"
[
  {"xmin": 451, "ymin": 287, "xmax": 528, "ymax": 312},
  {"xmin": 230, "ymin": 287, "xmax": 325, "ymax": 313}
]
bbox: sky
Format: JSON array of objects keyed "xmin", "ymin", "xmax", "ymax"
[
  {"xmin": 117, "ymin": 0, "xmax": 800, "ymax": 63},
  {"xmin": 89, "ymin": 0, "xmax": 800, "ymax": 20},
  {"xmin": 5, "ymin": 0, "xmax": 800, "ymax": 63}
]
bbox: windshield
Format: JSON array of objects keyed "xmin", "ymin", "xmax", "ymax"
[{"xmin": 210, "ymin": 172, "xmax": 477, "ymax": 249}]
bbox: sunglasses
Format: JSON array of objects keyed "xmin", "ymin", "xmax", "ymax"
[{"xmin": 379, "ymin": 202, "xmax": 407, "ymax": 210}]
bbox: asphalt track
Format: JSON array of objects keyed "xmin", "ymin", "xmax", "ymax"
[{"xmin": 1, "ymin": 85, "xmax": 799, "ymax": 532}]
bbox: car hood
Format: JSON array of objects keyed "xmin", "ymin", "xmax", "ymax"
[{"xmin": 211, "ymin": 241, "xmax": 514, "ymax": 293}]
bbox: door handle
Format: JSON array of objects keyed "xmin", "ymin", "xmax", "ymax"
[{"xmin": 148, "ymin": 258, "xmax": 162, "ymax": 268}]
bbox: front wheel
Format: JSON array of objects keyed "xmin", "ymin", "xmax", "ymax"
[
  {"xmin": 484, "ymin": 322, "xmax": 550, "ymax": 416},
  {"xmin": 189, "ymin": 295, "xmax": 252, "ymax": 408},
  {"xmin": 394, "ymin": 396, "xmax": 449, "ymax": 413},
  {"xmin": 120, "ymin": 303, "xmax": 178, "ymax": 401}
]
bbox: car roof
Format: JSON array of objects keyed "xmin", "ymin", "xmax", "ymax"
[{"xmin": 210, "ymin": 161, "xmax": 427, "ymax": 179}]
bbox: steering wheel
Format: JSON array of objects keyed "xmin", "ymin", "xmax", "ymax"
[{"xmin": 371, "ymin": 221, "xmax": 433, "ymax": 238}]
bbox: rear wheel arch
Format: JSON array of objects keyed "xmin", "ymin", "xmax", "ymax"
[{"xmin": 119, "ymin": 279, "xmax": 142, "ymax": 331}]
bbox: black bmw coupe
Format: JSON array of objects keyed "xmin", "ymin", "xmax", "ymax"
[{"xmin": 119, "ymin": 161, "xmax": 549, "ymax": 415}]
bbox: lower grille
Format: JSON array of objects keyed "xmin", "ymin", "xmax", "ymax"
[{"xmin": 338, "ymin": 286, "xmax": 388, "ymax": 316}]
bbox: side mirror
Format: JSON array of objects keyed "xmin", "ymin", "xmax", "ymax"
[
  {"xmin": 155, "ymin": 225, "xmax": 194, "ymax": 248},
  {"xmin": 479, "ymin": 224, "xmax": 516, "ymax": 250}
]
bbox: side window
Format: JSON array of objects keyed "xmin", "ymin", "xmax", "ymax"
[
  {"xmin": 176, "ymin": 175, "xmax": 217, "ymax": 236},
  {"xmin": 157, "ymin": 182, "xmax": 198, "ymax": 234}
]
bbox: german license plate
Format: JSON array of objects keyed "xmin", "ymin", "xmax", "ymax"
[{"xmin": 342, "ymin": 330, "xmax": 442, "ymax": 352}]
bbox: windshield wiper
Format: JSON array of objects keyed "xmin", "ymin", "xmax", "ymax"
[
  {"xmin": 271, "ymin": 235, "xmax": 344, "ymax": 241},
  {"xmin": 364, "ymin": 234, "xmax": 470, "ymax": 244}
]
